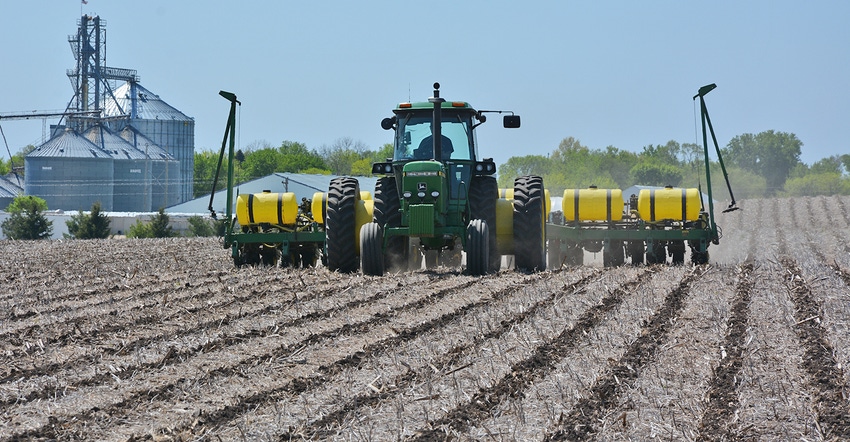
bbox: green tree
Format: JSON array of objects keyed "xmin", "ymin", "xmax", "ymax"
[
  {"xmin": 782, "ymin": 173, "xmax": 850, "ymax": 197},
  {"xmin": 724, "ymin": 130, "xmax": 802, "ymax": 195},
  {"xmin": 278, "ymin": 140, "xmax": 327, "ymax": 173},
  {"xmin": 193, "ymin": 150, "xmax": 222, "ymax": 198},
  {"xmin": 2, "ymin": 195, "xmax": 53, "ymax": 240},
  {"xmin": 639, "ymin": 140, "xmax": 682, "ymax": 166},
  {"xmin": 319, "ymin": 137, "xmax": 368, "ymax": 175},
  {"xmin": 8, "ymin": 145, "xmax": 36, "ymax": 178},
  {"xmin": 241, "ymin": 147, "xmax": 280, "ymax": 179},
  {"xmin": 629, "ymin": 163, "xmax": 683, "ymax": 187},
  {"xmin": 65, "ymin": 202, "xmax": 111, "ymax": 239}
]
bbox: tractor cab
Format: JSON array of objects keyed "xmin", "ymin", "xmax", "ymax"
[{"xmin": 375, "ymin": 83, "xmax": 517, "ymax": 202}]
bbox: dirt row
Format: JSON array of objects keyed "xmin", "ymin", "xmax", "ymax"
[{"xmin": 0, "ymin": 195, "xmax": 848, "ymax": 441}]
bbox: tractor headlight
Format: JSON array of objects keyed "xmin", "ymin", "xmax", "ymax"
[
  {"xmin": 475, "ymin": 163, "xmax": 484, "ymax": 172},
  {"xmin": 384, "ymin": 164, "xmax": 392, "ymax": 173},
  {"xmin": 431, "ymin": 190, "xmax": 440, "ymax": 198},
  {"xmin": 417, "ymin": 191, "xmax": 426, "ymax": 198},
  {"xmin": 403, "ymin": 191, "xmax": 412, "ymax": 199}
]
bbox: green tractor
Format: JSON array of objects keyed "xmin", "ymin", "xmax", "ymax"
[{"xmin": 325, "ymin": 83, "xmax": 547, "ymax": 276}]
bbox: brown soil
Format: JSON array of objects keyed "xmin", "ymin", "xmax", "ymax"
[{"xmin": 1, "ymin": 195, "xmax": 849, "ymax": 441}]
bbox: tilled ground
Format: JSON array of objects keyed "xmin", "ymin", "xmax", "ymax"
[{"xmin": 1, "ymin": 195, "xmax": 849, "ymax": 441}]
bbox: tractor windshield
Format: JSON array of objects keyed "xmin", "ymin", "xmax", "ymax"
[{"xmin": 394, "ymin": 111, "xmax": 474, "ymax": 162}]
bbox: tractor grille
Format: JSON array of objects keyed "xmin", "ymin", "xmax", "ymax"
[{"xmin": 409, "ymin": 204, "xmax": 435, "ymax": 237}]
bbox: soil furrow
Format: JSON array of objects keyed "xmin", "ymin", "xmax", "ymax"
[
  {"xmin": 544, "ymin": 266, "xmax": 704, "ymax": 441},
  {"xmin": 0, "ymin": 272, "xmax": 391, "ymax": 406},
  {"xmin": 2, "ymin": 273, "xmax": 483, "ymax": 441},
  {"xmin": 405, "ymin": 267, "xmax": 661, "ymax": 441},
  {"xmin": 695, "ymin": 261, "xmax": 754, "ymax": 440},
  {"xmin": 287, "ymin": 269, "xmax": 602, "ymax": 440},
  {"xmin": 780, "ymin": 257, "xmax": 850, "ymax": 439}
]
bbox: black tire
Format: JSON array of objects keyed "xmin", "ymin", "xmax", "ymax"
[
  {"xmin": 299, "ymin": 244, "xmax": 318, "ymax": 268},
  {"xmin": 260, "ymin": 245, "xmax": 279, "ymax": 267},
  {"xmin": 469, "ymin": 176, "xmax": 499, "ymax": 272},
  {"xmin": 374, "ymin": 176, "xmax": 407, "ymax": 272},
  {"xmin": 360, "ymin": 222, "xmax": 384, "ymax": 276},
  {"xmin": 646, "ymin": 241, "xmax": 666, "ymax": 265},
  {"xmin": 234, "ymin": 243, "xmax": 260, "ymax": 267},
  {"xmin": 466, "ymin": 219, "xmax": 489, "ymax": 276},
  {"xmin": 628, "ymin": 240, "xmax": 644, "ymax": 265},
  {"xmin": 603, "ymin": 240, "xmax": 625, "ymax": 267},
  {"xmin": 326, "ymin": 177, "xmax": 360, "ymax": 273},
  {"xmin": 513, "ymin": 175, "xmax": 546, "ymax": 272},
  {"xmin": 669, "ymin": 240, "xmax": 686, "ymax": 265}
]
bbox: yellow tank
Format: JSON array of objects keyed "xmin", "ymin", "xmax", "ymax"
[
  {"xmin": 355, "ymin": 199, "xmax": 374, "ymax": 255},
  {"xmin": 236, "ymin": 191, "xmax": 298, "ymax": 226},
  {"xmin": 495, "ymin": 198, "xmax": 514, "ymax": 254},
  {"xmin": 499, "ymin": 188, "xmax": 514, "ymax": 199},
  {"xmin": 311, "ymin": 192, "xmax": 326, "ymax": 224},
  {"xmin": 637, "ymin": 187, "xmax": 701, "ymax": 222},
  {"xmin": 360, "ymin": 190, "xmax": 373, "ymax": 201},
  {"xmin": 562, "ymin": 187, "xmax": 624, "ymax": 222}
]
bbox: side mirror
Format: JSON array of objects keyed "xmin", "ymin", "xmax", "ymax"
[
  {"xmin": 503, "ymin": 115, "xmax": 521, "ymax": 128},
  {"xmin": 381, "ymin": 117, "xmax": 396, "ymax": 130}
]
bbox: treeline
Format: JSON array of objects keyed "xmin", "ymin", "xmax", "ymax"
[
  {"xmin": 192, "ymin": 138, "xmax": 393, "ymax": 198},
  {"xmin": 498, "ymin": 130, "xmax": 850, "ymax": 200}
]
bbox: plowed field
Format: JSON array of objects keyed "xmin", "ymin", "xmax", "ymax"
[{"xmin": 2, "ymin": 195, "xmax": 850, "ymax": 441}]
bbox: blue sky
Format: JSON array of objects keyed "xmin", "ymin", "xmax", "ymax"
[{"xmin": 1, "ymin": 1, "xmax": 847, "ymax": 170}]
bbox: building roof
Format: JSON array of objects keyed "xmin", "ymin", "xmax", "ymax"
[
  {"xmin": 27, "ymin": 128, "xmax": 113, "ymax": 159},
  {"xmin": 83, "ymin": 125, "xmax": 147, "ymax": 160},
  {"xmin": 167, "ymin": 173, "xmax": 379, "ymax": 215},
  {"xmin": 103, "ymin": 81, "xmax": 192, "ymax": 121},
  {"xmin": 0, "ymin": 174, "xmax": 23, "ymax": 198},
  {"xmin": 118, "ymin": 126, "xmax": 176, "ymax": 160}
]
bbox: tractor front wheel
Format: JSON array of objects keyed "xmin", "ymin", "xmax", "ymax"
[
  {"xmin": 466, "ymin": 219, "xmax": 489, "ymax": 276},
  {"xmin": 360, "ymin": 222, "xmax": 384, "ymax": 276}
]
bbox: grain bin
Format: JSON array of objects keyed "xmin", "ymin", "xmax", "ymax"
[
  {"xmin": 118, "ymin": 126, "xmax": 181, "ymax": 211},
  {"xmin": 25, "ymin": 128, "xmax": 115, "ymax": 211},
  {"xmin": 103, "ymin": 82, "xmax": 194, "ymax": 204},
  {"xmin": 83, "ymin": 124, "xmax": 150, "ymax": 212}
]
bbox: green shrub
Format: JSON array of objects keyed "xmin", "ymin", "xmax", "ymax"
[
  {"xmin": 66, "ymin": 202, "xmax": 111, "ymax": 239},
  {"xmin": 187, "ymin": 215, "xmax": 216, "ymax": 237},
  {"xmin": 2, "ymin": 195, "xmax": 53, "ymax": 240},
  {"xmin": 127, "ymin": 208, "xmax": 175, "ymax": 238}
]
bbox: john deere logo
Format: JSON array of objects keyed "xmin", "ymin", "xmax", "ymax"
[{"xmin": 417, "ymin": 182, "xmax": 427, "ymax": 191}]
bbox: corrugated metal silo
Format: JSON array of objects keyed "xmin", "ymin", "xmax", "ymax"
[
  {"xmin": 118, "ymin": 126, "xmax": 181, "ymax": 211},
  {"xmin": 25, "ymin": 128, "xmax": 115, "ymax": 211},
  {"xmin": 83, "ymin": 124, "xmax": 151, "ymax": 212},
  {"xmin": 104, "ymin": 82, "xmax": 194, "ymax": 204}
]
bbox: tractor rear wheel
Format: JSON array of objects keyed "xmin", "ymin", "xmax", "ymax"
[
  {"xmin": 374, "ymin": 176, "xmax": 407, "ymax": 271},
  {"xmin": 469, "ymin": 176, "xmax": 499, "ymax": 272},
  {"xmin": 466, "ymin": 219, "xmax": 489, "ymax": 276},
  {"xmin": 513, "ymin": 175, "xmax": 546, "ymax": 272},
  {"xmin": 360, "ymin": 222, "xmax": 384, "ymax": 276},
  {"xmin": 326, "ymin": 177, "xmax": 360, "ymax": 273}
]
